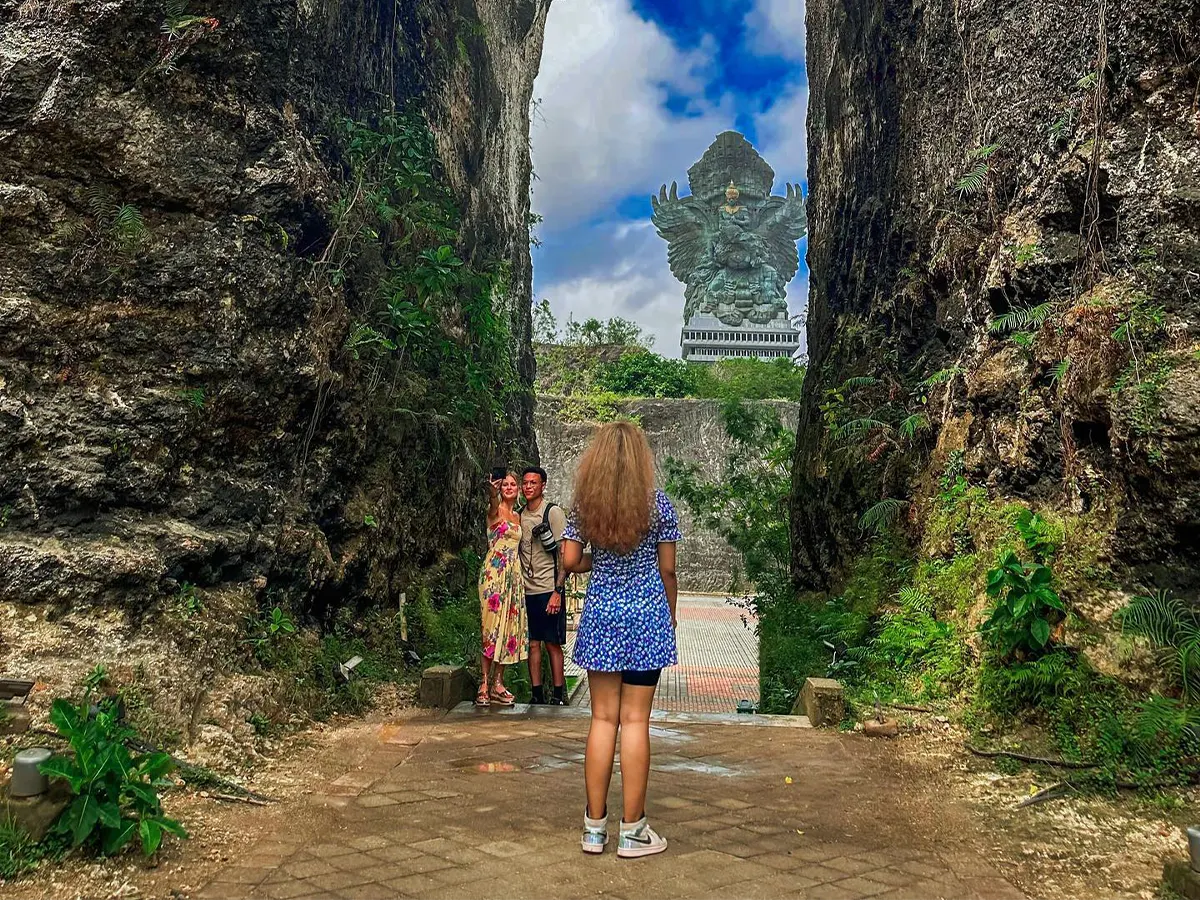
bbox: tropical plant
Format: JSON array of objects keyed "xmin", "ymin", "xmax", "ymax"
[
  {"xmin": 989, "ymin": 301, "xmax": 1053, "ymax": 335},
  {"xmin": 859, "ymin": 498, "xmax": 907, "ymax": 535},
  {"xmin": 1118, "ymin": 590, "xmax": 1200, "ymax": 702},
  {"xmin": 39, "ymin": 698, "xmax": 187, "ymax": 856},
  {"xmin": 954, "ymin": 141, "xmax": 1002, "ymax": 197},
  {"xmin": 980, "ymin": 550, "xmax": 1065, "ymax": 656}
]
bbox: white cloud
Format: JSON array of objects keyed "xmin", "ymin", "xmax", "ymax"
[
  {"xmin": 541, "ymin": 221, "xmax": 687, "ymax": 356},
  {"xmin": 531, "ymin": 0, "xmax": 735, "ymax": 227},
  {"xmin": 744, "ymin": 0, "xmax": 807, "ymax": 62},
  {"xmin": 754, "ymin": 80, "xmax": 808, "ymax": 188}
]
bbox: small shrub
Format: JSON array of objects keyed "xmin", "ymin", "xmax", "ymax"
[
  {"xmin": 596, "ymin": 352, "xmax": 700, "ymax": 398},
  {"xmin": 980, "ymin": 550, "xmax": 1065, "ymax": 656},
  {"xmin": 39, "ymin": 698, "xmax": 187, "ymax": 856}
]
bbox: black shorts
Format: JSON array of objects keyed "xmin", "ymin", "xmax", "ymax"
[
  {"xmin": 525, "ymin": 591, "xmax": 567, "ymax": 645},
  {"xmin": 621, "ymin": 669, "xmax": 661, "ymax": 687}
]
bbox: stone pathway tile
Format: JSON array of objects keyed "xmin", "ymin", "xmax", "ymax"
[{"xmin": 196, "ymin": 711, "xmax": 1025, "ymax": 899}]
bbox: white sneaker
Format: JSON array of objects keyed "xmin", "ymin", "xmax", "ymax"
[
  {"xmin": 616, "ymin": 817, "xmax": 667, "ymax": 859},
  {"xmin": 581, "ymin": 810, "xmax": 608, "ymax": 854}
]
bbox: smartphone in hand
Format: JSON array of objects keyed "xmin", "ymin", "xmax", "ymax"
[{"xmin": 490, "ymin": 466, "xmax": 506, "ymax": 481}]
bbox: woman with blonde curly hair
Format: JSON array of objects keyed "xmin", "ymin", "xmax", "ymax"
[{"xmin": 562, "ymin": 421, "xmax": 680, "ymax": 859}]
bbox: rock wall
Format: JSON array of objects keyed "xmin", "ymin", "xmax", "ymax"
[
  {"xmin": 536, "ymin": 396, "xmax": 797, "ymax": 593},
  {"xmin": 0, "ymin": 0, "xmax": 549, "ymax": 760},
  {"xmin": 795, "ymin": 0, "xmax": 1200, "ymax": 605}
]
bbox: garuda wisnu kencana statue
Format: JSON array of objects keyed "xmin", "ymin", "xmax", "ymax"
[{"xmin": 651, "ymin": 131, "xmax": 806, "ymax": 327}]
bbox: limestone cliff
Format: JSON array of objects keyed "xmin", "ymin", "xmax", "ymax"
[
  {"xmin": 0, "ymin": 0, "xmax": 548, "ymax": 756},
  {"xmin": 795, "ymin": 2, "xmax": 1199, "ymax": 615}
]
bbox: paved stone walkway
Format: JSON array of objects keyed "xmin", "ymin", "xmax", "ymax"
[
  {"xmin": 196, "ymin": 707, "xmax": 1026, "ymax": 900},
  {"xmin": 571, "ymin": 594, "xmax": 759, "ymax": 714}
]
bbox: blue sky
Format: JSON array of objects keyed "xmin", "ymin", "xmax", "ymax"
[{"xmin": 530, "ymin": 0, "xmax": 808, "ymax": 356}]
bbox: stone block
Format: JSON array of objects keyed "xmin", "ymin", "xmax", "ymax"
[
  {"xmin": 1, "ymin": 781, "xmax": 71, "ymax": 842},
  {"xmin": 1164, "ymin": 859, "xmax": 1200, "ymax": 900},
  {"xmin": 794, "ymin": 677, "xmax": 844, "ymax": 727},
  {"xmin": 419, "ymin": 665, "xmax": 472, "ymax": 709},
  {"xmin": 0, "ymin": 702, "xmax": 30, "ymax": 735},
  {"xmin": 863, "ymin": 718, "xmax": 900, "ymax": 738}
]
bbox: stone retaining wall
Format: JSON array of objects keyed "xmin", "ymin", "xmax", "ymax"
[{"xmin": 535, "ymin": 396, "xmax": 797, "ymax": 593}]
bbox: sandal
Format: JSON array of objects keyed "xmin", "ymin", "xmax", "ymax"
[
  {"xmin": 475, "ymin": 686, "xmax": 491, "ymax": 707},
  {"xmin": 490, "ymin": 686, "xmax": 515, "ymax": 706}
]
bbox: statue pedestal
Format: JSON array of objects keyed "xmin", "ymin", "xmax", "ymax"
[{"xmin": 681, "ymin": 313, "xmax": 802, "ymax": 364}]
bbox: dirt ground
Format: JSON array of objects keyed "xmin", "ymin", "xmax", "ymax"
[
  {"xmin": 2, "ymin": 703, "xmax": 1188, "ymax": 900},
  {"xmin": 890, "ymin": 712, "xmax": 1188, "ymax": 900}
]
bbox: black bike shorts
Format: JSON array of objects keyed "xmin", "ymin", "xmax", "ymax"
[{"xmin": 621, "ymin": 669, "xmax": 662, "ymax": 687}]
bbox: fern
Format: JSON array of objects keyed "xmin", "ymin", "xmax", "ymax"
[
  {"xmin": 1118, "ymin": 590, "xmax": 1200, "ymax": 702},
  {"xmin": 835, "ymin": 417, "xmax": 890, "ymax": 441},
  {"xmin": 86, "ymin": 186, "xmax": 118, "ymax": 224},
  {"xmin": 955, "ymin": 163, "xmax": 988, "ymax": 197},
  {"xmin": 899, "ymin": 413, "xmax": 928, "ymax": 440},
  {"xmin": 921, "ymin": 367, "xmax": 963, "ymax": 388},
  {"xmin": 111, "ymin": 204, "xmax": 147, "ymax": 251},
  {"xmin": 1002, "ymin": 653, "xmax": 1074, "ymax": 696},
  {"xmin": 898, "ymin": 586, "xmax": 935, "ymax": 615},
  {"xmin": 1010, "ymin": 331, "xmax": 1034, "ymax": 349},
  {"xmin": 840, "ymin": 376, "xmax": 878, "ymax": 391},
  {"xmin": 989, "ymin": 302, "xmax": 1054, "ymax": 335},
  {"xmin": 859, "ymin": 498, "xmax": 906, "ymax": 534},
  {"xmin": 1051, "ymin": 357, "xmax": 1071, "ymax": 386},
  {"xmin": 970, "ymin": 142, "xmax": 1003, "ymax": 160}
]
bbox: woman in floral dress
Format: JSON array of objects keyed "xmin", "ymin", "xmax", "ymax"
[
  {"xmin": 477, "ymin": 471, "xmax": 528, "ymax": 707},
  {"xmin": 562, "ymin": 422, "xmax": 680, "ymax": 859}
]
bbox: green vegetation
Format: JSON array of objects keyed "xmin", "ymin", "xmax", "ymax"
[
  {"xmin": 326, "ymin": 111, "xmax": 518, "ymax": 443},
  {"xmin": 0, "ymin": 819, "xmax": 64, "ymax": 881},
  {"xmin": 39, "ymin": 697, "xmax": 187, "ymax": 856},
  {"xmin": 666, "ymin": 401, "xmax": 794, "ymax": 590},
  {"xmin": 954, "ymin": 141, "xmax": 1002, "ymax": 198},
  {"xmin": 680, "ymin": 405, "xmax": 1196, "ymax": 786},
  {"xmin": 533, "ymin": 300, "xmax": 805, "ymax": 413},
  {"xmin": 980, "ymin": 514, "xmax": 1066, "ymax": 656}
]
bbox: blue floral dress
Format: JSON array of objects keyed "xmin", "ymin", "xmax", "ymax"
[{"xmin": 565, "ymin": 489, "xmax": 681, "ymax": 672}]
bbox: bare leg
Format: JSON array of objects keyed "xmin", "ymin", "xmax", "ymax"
[
  {"xmin": 529, "ymin": 641, "xmax": 544, "ymax": 688},
  {"xmin": 493, "ymin": 663, "xmax": 506, "ymax": 692},
  {"xmin": 618, "ymin": 683, "xmax": 657, "ymax": 822},
  {"xmin": 547, "ymin": 643, "xmax": 565, "ymax": 688},
  {"xmin": 584, "ymin": 672, "xmax": 622, "ymax": 819},
  {"xmin": 479, "ymin": 656, "xmax": 494, "ymax": 702}
]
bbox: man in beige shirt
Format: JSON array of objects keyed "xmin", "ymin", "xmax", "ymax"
[{"xmin": 520, "ymin": 466, "xmax": 568, "ymax": 705}]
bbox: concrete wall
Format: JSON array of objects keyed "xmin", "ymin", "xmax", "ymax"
[{"xmin": 535, "ymin": 396, "xmax": 797, "ymax": 593}]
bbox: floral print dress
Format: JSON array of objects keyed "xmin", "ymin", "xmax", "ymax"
[{"xmin": 479, "ymin": 519, "xmax": 528, "ymax": 664}]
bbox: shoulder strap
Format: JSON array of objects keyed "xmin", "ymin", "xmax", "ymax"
[{"xmin": 544, "ymin": 503, "xmax": 560, "ymax": 588}]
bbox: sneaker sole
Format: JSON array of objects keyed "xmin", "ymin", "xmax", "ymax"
[
  {"xmin": 581, "ymin": 841, "xmax": 606, "ymax": 854},
  {"xmin": 616, "ymin": 843, "xmax": 667, "ymax": 859}
]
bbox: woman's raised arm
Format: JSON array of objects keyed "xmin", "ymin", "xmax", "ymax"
[{"xmin": 562, "ymin": 539, "xmax": 593, "ymax": 574}]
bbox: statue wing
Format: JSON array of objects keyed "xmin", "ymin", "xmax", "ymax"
[
  {"xmin": 650, "ymin": 182, "xmax": 713, "ymax": 285},
  {"xmin": 755, "ymin": 183, "xmax": 807, "ymax": 285}
]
